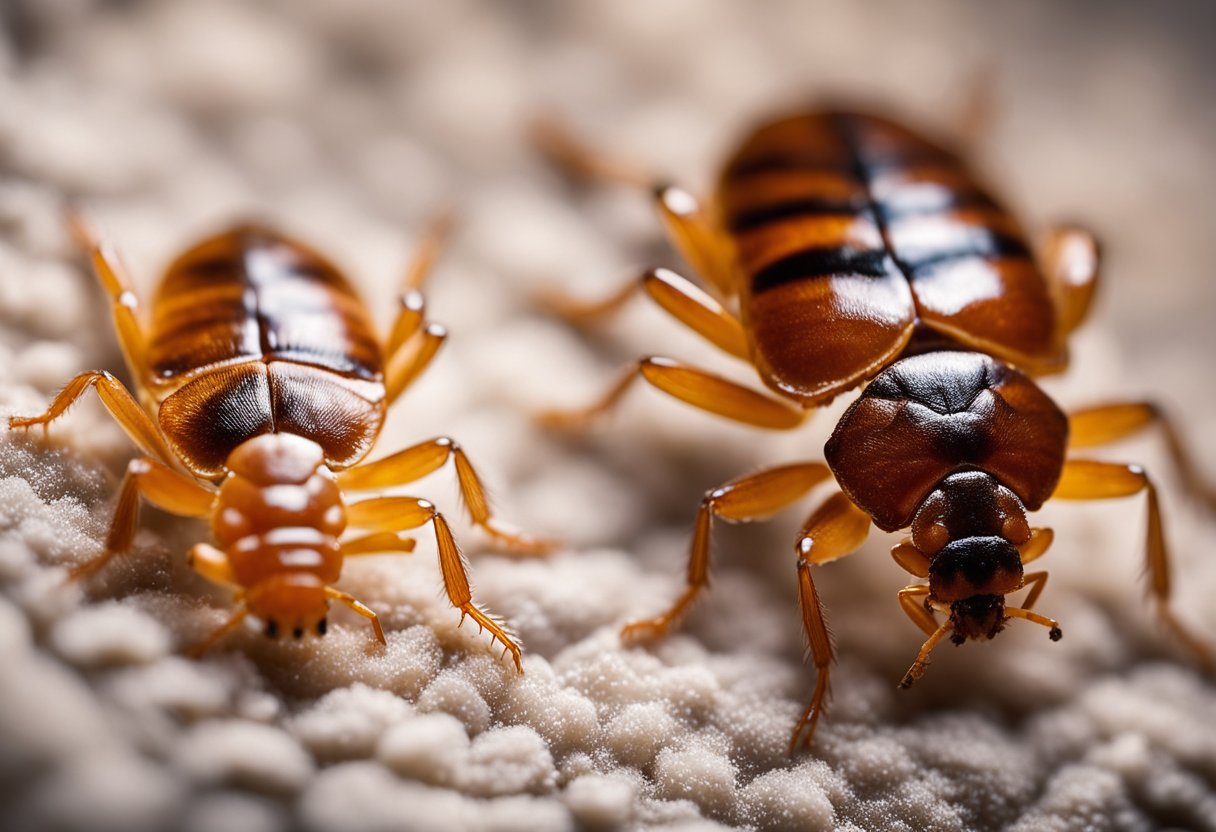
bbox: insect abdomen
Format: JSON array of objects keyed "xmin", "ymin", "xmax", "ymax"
[
  {"xmin": 717, "ymin": 112, "xmax": 1057, "ymax": 402},
  {"xmin": 147, "ymin": 224, "xmax": 383, "ymax": 381}
]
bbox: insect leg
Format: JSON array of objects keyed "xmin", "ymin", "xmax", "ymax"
[
  {"xmin": 532, "ymin": 118, "xmax": 737, "ymax": 299},
  {"xmin": 401, "ymin": 212, "xmax": 455, "ymax": 292},
  {"xmin": 340, "ymin": 532, "xmax": 418, "ymax": 556},
  {"xmin": 1018, "ymin": 528, "xmax": 1054, "ymax": 565},
  {"xmin": 385, "ymin": 322, "xmax": 447, "ymax": 405},
  {"xmin": 9, "ymin": 370, "xmax": 176, "ymax": 465},
  {"xmin": 1055, "ymin": 458, "xmax": 1213, "ymax": 666},
  {"xmin": 621, "ymin": 462, "xmax": 832, "ymax": 643},
  {"xmin": 339, "ymin": 437, "xmax": 554, "ymax": 555},
  {"xmin": 1042, "ymin": 224, "xmax": 1099, "ymax": 339},
  {"xmin": 538, "ymin": 356, "xmax": 807, "ymax": 431},
  {"xmin": 540, "ymin": 267, "xmax": 749, "ymax": 359},
  {"xmin": 70, "ymin": 457, "xmax": 215, "ymax": 580},
  {"xmin": 65, "ymin": 208, "xmax": 150, "ymax": 383},
  {"xmin": 324, "ymin": 587, "xmax": 387, "ymax": 645},
  {"xmin": 1068, "ymin": 402, "xmax": 1216, "ymax": 510},
  {"xmin": 345, "ymin": 495, "xmax": 522, "ymax": 671},
  {"xmin": 185, "ymin": 606, "xmax": 249, "ymax": 658},
  {"xmin": 1020, "ymin": 570, "xmax": 1050, "ymax": 611},
  {"xmin": 897, "ymin": 584, "xmax": 938, "ymax": 636},
  {"xmin": 187, "ymin": 543, "xmax": 238, "ymax": 586},
  {"xmin": 383, "ymin": 212, "xmax": 455, "ymax": 357},
  {"xmin": 790, "ymin": 491, "xmax": 870, "ymax": 752},
  {"xmin": 890, "ymin": 540, "xmax": 930, "ymax": 577}
]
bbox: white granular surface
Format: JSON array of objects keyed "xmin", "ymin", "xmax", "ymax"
[{"xmin": 1, "ymin": 2, "xmax": 1215, "ymax": 831}]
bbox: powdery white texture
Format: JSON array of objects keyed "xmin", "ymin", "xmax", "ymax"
[{"xmin": 1, "ymin": 1, "xmax": 1216, "ymax": 831}]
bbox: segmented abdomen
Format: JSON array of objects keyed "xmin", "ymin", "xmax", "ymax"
[
  {"xmin": 147, "ymin": 224, "xmax": 383, "ymax": 381},
  {"xmin": 716, "ymin": 112, "xmax": 1057, "ymax": 401}
]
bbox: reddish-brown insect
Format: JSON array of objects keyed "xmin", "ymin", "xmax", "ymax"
[
  {"xmin": 537, "ymin": 110, "xmax": 1215, "ymax": 749},
  {"xmin": 9, "ymin": 214, "xmax": 551, "ymax": 666}
]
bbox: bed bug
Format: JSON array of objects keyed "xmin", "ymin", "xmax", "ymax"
[
  {"xmin": 8, "ymin": 212, "xmax": 551, "ymax": 666},
  {"xmin": 535, "ymin": 109, "xmax": 1216, "ymax": 749}
]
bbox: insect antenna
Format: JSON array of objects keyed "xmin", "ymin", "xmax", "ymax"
[
  {"xmin": 1005, "ymin": 607, "xmax": 1063, "ymax": 641},
  {"xmin": 899, "ymin": 621, "xmax": 953, "ymax": 689}
]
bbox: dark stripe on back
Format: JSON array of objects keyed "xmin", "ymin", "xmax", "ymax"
[
  {"xmin": 727, "ymin": 197, "xmax": 867, "ymax": 233},
  {"xmin": 726, "ymin": 153, "xmax": 852, "ymax": 178},
  {"xmin": 901, "ymin": 230, "xmax": 1031, "ymax": 276},
  {"xmin": 752, "ymin": 248, "xmax": 892, "ymax": 294},
  {"xmin": 875, "ymin": 189, "xmax": 999, "ymax": 224}
]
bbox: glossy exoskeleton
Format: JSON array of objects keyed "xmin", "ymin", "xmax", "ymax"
[
  {"xmin": 9, "ymin": 215, "xmax": 550, "ymax": 666},
  {"xmin": 537, "ymin": 110, "xmax": 1215, "ymax": 749}
]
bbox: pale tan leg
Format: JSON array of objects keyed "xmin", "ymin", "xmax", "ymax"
[
  {"xmin": 539, "ymin": 356, "xmax": 807, "ymax": 431},
  {"xmin": 1042, "ymin": 225, "xmax": 1099, "ymax": 340},
  {"xmin": 341, "ymin": 532, "xmax": 418, "ymax": 557},
  {"xmin": 339, "ymin": 437, "xmax": 554, "ymax": 555},
  {"xmin": 540, "ymin": 267, "xmax": 749, "ymax": 360},
  {"xmin": 1020, "ymin": 570, "xmax": 1050, "ymax": 611},
  {"xmin": 897, "ymin": 584, "xmax": 938, "ymax": 636},
  {"xmin": 621, "ymin": 462, "xmax": 832, "ymax": 643},
  {"xmin": 790, "ymin": 492, "xmax": 871, "ymax": 752},
  {"xmin": 346, "ymin": 496, "xmax": 522, "ymax": 671},
  {"xmin": 532, "ymin": 118, "xmax": 737, "ymax": 299},
  {"xmin": 890, "ymin": 540, "xmax": 930, "ymax": 577},
  {"xmin": 899, "ymin": 621, "xmax": 953, "ymax": 689},
  {"xmin": 1055, "ymin": 458, "xmax": 1212, "ymax": 665},
  {"xmin": 385, "ymin": 323, "xmax": 447, "ymax": 405},
  {"xmin": 384, "ymin": 212, "xmax": 454, "ymax": 360},
  {"xmin": 401, "ymin": 212, "xmax": 455, "ymax": 292},
  {"xmin": 186, "ymin": 606, "xmax": 249, "ymax": 658},
  {"xmin": 66, "ymin": 208, "xmax": 149, "ymax": 382},
  {"xmin": 325, "ymin": 587, "xmax": 387, "ymax": 645},
  {"xmin": 187, "ymin": 543, "xmax": 238, "ymax": 586},
  {"xmin": 1069, "ymin": 401, "xmax": 1216, "ymax": 510},
  {"xmin": 69, "ymin": 457, "xmax": 215, "ymax": 580},
  {"xmin": 9, "ymin": 371, "xmax": 176, "ymax": 464},
  {"xmin": 1018, "ymin": 528, "xmax": 1054, "ymax": 565},
  {"xmin": 531, "ymin": 116, "xmax": 653, "ymax": 188},
  {"xmin": 181, "ymin": 543, "xmax": 248, "ymax": 656}
]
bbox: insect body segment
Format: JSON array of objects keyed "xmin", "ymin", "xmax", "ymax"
[
  {"xmin": 719, "ymin": 112, "xmax": 1063, "ymax": 404},
  {"xmin": 537, "ymin": 109, "xmax": 1213, "ymax": 752},
  {"xmin": 10, "ymin": 214, "xmax": 549, "ymax": 668}
]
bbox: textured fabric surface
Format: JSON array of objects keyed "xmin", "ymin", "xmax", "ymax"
[{"xmin": 1, "ymin": 2, "xmax": 1215, "ymax": 830}]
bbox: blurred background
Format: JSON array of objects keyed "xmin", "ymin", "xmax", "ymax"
[{"xmin": 1, "ymin": 2, "xmax": 1214, "ymax": 830}]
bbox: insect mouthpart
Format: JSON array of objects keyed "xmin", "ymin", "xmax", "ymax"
[{"xmin": 948, "ymin": 595, "xmax": 1006, "ymax": 643}]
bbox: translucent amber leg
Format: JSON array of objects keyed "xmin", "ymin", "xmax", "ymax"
[
  {"xmin": 540, "ymin": 267, "xmax": 748, "ymax": 359},
  {"xmin": 538, "ymin": 356, "xmax": 807, "ymax": 431},
  {"xmin": 790, "ymin": 492, "xmax": 871, "ymax": 752},
  {"xmin": 339, "ymin": 437, "xmax": 555, "ymax": 555},
  {"xmin": 1055, "ymin": 458, "xmax": 1212, "ymax": 666},
  {"xmin": 621, "ymin": 462, "xmax": 832, "ymax": 643},
  {"xmin": 69, "ymin": 457, "xmax": 214, "ymax": 580},
  {"xmin": 9, "ymin": 371, "xmax": 176, "ymax": 464},
  {"xmin": 1068, "ymin": 401, "xmax": 1216, "ymax": 510},
  {"xmin": 346, "ymin": 495, "xmax": 523, "ymax": 671}
]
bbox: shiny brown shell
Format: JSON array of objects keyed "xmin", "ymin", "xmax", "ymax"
[
  {"xmin": 148, "ymin": 224, "xmax": 385, "ymax": 476},
  {"xmin": 824, "ymin": 351, "xmax": 1068, "ymax": 532},
  {"xmin": 715, "ymin": 111, "xmax": 1060, "ymax": 405}
]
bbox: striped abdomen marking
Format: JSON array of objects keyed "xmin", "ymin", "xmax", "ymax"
[
  {"xmin": 717, "ymin": 112, "xmax": 1057, "ymax": 403},
  {"xmin": 147, "ymin": 224, "xmax": 383, "ymax": 381}
]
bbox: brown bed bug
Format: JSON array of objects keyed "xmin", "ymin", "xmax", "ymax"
[
  {"xmin": 8, "ymin": 213, "xmax": 551, "ymax": 666},
  {"xmin": 535, "ymin": 109, "xmax": 1216, "ymax": 749}
]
